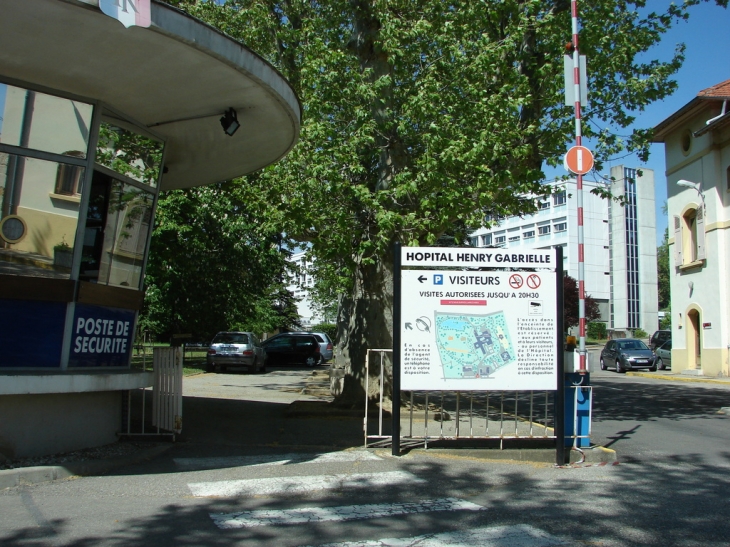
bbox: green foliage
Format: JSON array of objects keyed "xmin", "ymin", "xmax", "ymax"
[
  {"xmin": 168, "ymin": 0, "xmax": 724, "ymax": 300},
  {"xmin": 587, "ymin": 322, "xmax": 607, "ymax": 340},
  {"xmin": 310, "ymin": 323, "xmax": 337, "ymax": 342},
  {"xmin": 657, "ymin": 228, "xmax": 670, "ymax": 309},
  {"xmin": 139, "ymin": 184, "xmax": 300, "ymax": 342},
  {"xmin": 660, "ymin": 309, "xmax": 672, "ymax": 330},
  {"xmin": 563, "ymin": 275, "xmax": 601, "ymax": 332},
  {"xmin": 633, "ymin": 328, "xmax": 649, "ymax": 339}
]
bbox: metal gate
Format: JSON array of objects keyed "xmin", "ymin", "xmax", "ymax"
[
  {"xmin": 364, "ymin": 349, "xmax": 557, "ymax": 449},
  {"xmin": 123, "ymin": 346, "xmax": 183, "ymax": 439}
]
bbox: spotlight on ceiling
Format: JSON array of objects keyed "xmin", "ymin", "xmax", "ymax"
[{"xmin": 220, "ymin": 107, "xmax": 240, "ymax": 137}]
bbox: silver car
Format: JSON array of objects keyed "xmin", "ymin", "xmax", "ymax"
[
  {"xmin": 600, "ymin": 338, "xmax": 657, "ymax": 373},
  {"xmin": 654, "ymin": 339, "xmax": 672, "ymax": 370},
  {"xmin": 206, "ymin": 331, "xmax": 266, "ymax": 373},
  {"xmin": 309, "ymin": 332, "xmax": 334, "ymax": 363}
]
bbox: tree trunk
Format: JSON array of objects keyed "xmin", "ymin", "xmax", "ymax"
[{"xmin": 332, "ymin": 254, "xmax": 394, "ymax": 408}]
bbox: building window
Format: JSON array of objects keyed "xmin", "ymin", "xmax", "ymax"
[
  {"xmin": 482, "ymin": 234, "xmax": 492, "ymax": 246},
  {"xmin": 675, "ymin": 206, "xmax": 706, "ymax": 265},
  {"xmin": 624, "ymin": 167, "xmax": 640, "ymax": 329},
  {"xmin": 554, "ymin": 222, "xmax": 567, "ymax": 232},
  {"xmin": 681, "ymin": 129, "xmax": 692, "ymax": 156},
  {"xmin": 508, "ymin": 235, "xmax": 520, "ymax": 242},
  {"xmin": 54, "ymin": 154, "xmax": 85, "ymax": 196},
  {"xmin": 495, "ymin": 235, "xmax": 506, "ymax": 246},
  {"xmin": 538, "ymin": 225, "xmax": 551, "ymax": 236},
  {"xmin": 553, "ymin": 191, "xmax": 566, "ymax": 206},
  {"xmin": 523, "ymin": 230, "xmax": 535, "ymax": 239},
  {"xmin": 537, "ymin": 200, "xmax": 550, "ymax": 210}
]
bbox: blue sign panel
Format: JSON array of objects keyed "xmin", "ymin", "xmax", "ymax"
[
  {"xmin": 0, "ymin": 300, "xmax": 65, "ymax": 368},
  {"xmin": 68, "ymin": 304, "xmax": 136, "ymax": 368}
]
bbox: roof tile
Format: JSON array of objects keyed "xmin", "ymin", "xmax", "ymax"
[{"xmin": 697, "ymin": 79, "xmax": 730, "ymax": 99}]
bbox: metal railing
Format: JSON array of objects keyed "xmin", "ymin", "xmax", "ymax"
[{"xmin": 364, "ymin": 349, "xmax": 557, "ymax": 449}]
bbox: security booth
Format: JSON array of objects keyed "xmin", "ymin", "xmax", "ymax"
[{"xmin": 0, "ymin": 0, "xmax": 300, "ymax": 458}]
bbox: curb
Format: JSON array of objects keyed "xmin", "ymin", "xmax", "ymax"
[
  {"xmin": 394, "ymin": 446, "xmax": 617, "ymax": 466},
  {"xmin": 0, "ymin": 444, "xmax": 173, "ymax": 490},
  {"xmin": 626, "ymin": 371, "xmax": 730, "ymax": 385}
]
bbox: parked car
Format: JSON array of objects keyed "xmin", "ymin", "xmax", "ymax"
[
  {"xmin": 206, "ymin": 331, "xmax": 266, "ymax": 373},
  {"xmin": 600, "ymin": 338, "xmax": 657, "ymax": 373},
  {"xmin": 649, "ymin": 329, "xmax": 671, "ymax": 351},
  {"xmin": 262, "ymin": 333, "xmax": 322, "ymax": 367},
  {"xmin": 654, "ymin": 339, "xmax": 672, "ymax": 370},
  {"xmin": 309, "ymin": 332, "xmax": 334, "ymax": 363},
  {"xmin": 265, "ymin": 331, "xmax": 334, "ymax": 363}
]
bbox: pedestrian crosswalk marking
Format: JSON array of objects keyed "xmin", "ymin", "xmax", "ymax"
[
  {"xmin": 175, "ymin": 450, "xmax": 381, "ymax": 471},
  {"xmin": 298, "ymin": 524, "xmax": 571, "ymax": 546},
  {"xmin": 210, "ymin": 497, "xmax": 483, "ymax": 529},
  {"xmin": 189, "ymin": 471, "xmax": 423, "ymax": 498}
]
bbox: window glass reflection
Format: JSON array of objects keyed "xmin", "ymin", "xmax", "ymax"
[
  {"xmin": 95, "ymin": 119, "xmax": 163, "ymax": 187},
  {"xmin": 80, "ymin": 171, "xmax": 153, "ymax": 289},
  {"xmin": 0, "ymin": 83, "xmax": 93, "ymax": 158},
  {"xmin": 0, "ymin": 152, "xmax": 84, "ymax": 278}
]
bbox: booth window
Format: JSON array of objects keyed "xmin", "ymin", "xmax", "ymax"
[
  {"xmin": 1, "ymin": 153, "xmax": 85, "ymax": 278},
  {"xmin": 95, "ymin": 117, "xmax": 163, "ymax": 188},
  {"xmin": 0, "ymin": 84, "xmax": 92, "ymax": 157},
  {"xmin": 80, "ymin": 170, "xmax": 153, "ymax": 289}
]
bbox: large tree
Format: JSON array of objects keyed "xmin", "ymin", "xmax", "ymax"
[
  {"xmin": 140, "ymin": 184, "xmax": 300, "ymax": 343},
  {"xmin": 167, "ymin": 0, "xmax": 726, "ymax": 405}
]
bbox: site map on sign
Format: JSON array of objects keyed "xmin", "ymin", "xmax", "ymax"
[{"xmin": 434, "ymin": 311, "xmax": 515, "ymax": 379}]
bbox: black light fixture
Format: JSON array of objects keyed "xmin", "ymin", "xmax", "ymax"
[{"xmin": 220, "ymin": 107, "xmax": 240, "ymax": 136}]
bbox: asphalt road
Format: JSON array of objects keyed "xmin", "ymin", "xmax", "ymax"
[
  {"xmin": 2, "ymin": 365, "xmax": 730, "ymax": 546},
  {"xmin": 590, "ymin": 370, "xmax": 730, "ymax": 466}
]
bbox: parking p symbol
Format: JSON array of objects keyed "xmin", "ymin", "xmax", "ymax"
[{"xmin": 434, "ymin": 275, "xmax": 444, "ymax": 285}]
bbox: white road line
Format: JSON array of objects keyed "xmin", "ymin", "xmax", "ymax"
[
  {"xmin": 175, "ymin": 450, "xmax": 381, "ymax": 471},
  {"xmin": 210, "ymin": 498, "xmax": 483, "ymax": 529},
  {"xmin": 299, "ymin": 524, "xmax": 572, "ymax": 546},
  {"xmin": 189, "ymin": 470, "xmax": 424, "ymax": 498}
]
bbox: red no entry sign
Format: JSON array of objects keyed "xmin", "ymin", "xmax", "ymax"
[{"xmin": 564, "ymin": 146, "xmax": 594, "ymax": 175}]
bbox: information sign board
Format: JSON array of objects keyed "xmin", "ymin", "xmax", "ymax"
[{"xmin": 399, "ymin": 247, "xmax": 558, "ymax": 391}]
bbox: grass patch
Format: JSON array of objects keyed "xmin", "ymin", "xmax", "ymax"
[{"xmin": 130, "ymin": 346, "xmax": 209, "ymax": 376}]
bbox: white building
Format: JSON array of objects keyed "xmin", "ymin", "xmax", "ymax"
[
  {"xmin": 653, "ymin": 78, "xmax": 730, "ymax": 377},
  {"xmin": 287, "ymin": 250, "xmax": 325, "ymax": 328},
  {"xmin": 469, "ymin": 169, "xmax": 658, "ymax": 334}
]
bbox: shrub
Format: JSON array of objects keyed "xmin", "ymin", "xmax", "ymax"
[
  {"xmin": 587, "ymin": 322, "xmax": 607, "ymax": 340},
  {"xmin": 310, "ymin": 322, "xmax": 336, "ymax": 342},
  {"xmin": 633, "ymin": 327, "xmax": 648, "ymax": 339}
]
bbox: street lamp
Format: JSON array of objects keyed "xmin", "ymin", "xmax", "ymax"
[{"xmin": 676, "ymin": 179, "xmax": 705, "ymax": 211}]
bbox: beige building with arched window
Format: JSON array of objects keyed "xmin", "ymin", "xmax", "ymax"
[{"xmin": 653, "ymin": 79, "xmax": 730, "ymax": 377}]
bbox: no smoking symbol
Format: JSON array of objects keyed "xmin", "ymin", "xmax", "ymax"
[
  {"xmin": 509, "ymin": 274, "xmax": 523, "ymax": 289},
  {"xmin": 527, "ymin": 274, "xmax": 541, "ymax": 289}
]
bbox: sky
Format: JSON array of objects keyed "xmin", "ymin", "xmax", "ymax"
[{"xmin": 560, "ymin": 2, "xmax": 730, "ymax": 246}]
